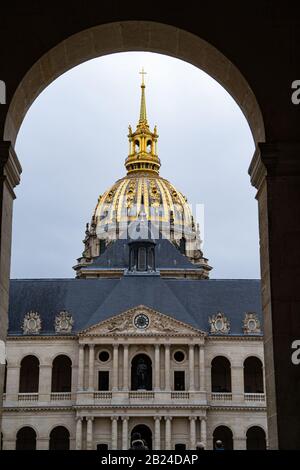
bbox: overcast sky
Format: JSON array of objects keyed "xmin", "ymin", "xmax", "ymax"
[{"xmin": 11, "ymin": 52, "xmax": 259, "ymax": 279}]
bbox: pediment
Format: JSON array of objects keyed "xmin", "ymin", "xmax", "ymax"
[{"xmin": 80, "ymin": 305, "xmax": 206, "ymax": 337}]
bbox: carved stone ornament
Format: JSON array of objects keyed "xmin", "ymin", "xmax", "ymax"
[
  {"xmin": 209, "ymin": 312, "xmax": 230, "ymax": 334},
  {"xmin": 55, "ymin": 310, "xmax": 74, "ymax": 333},
  {"xmin": 82, "ymin": 305, "xmax": 200, "ymax": 336},
  {"xmin": 22, "ymin": 311, "xmax": 42, "ymax": 335},
  {"xmin": 243, "ymin": 312, "xmax": 261, "ymax": 334}
]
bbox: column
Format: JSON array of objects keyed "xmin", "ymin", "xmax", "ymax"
[
  {"xmin": 0, "ymin": 142, "xmax": 21, "ymax": 437},
  {"xmin": 249, "ymin": 142, "xmax": 300, "ymax": 448},
  {"xmin": 189, "ymin": 345, "xmax": 195, "ymax": 391},
  {"xmin": 199, "ymin": 345, "xmax": 205, "ymax": 391},
  {"xmin": 123, "ymin": 345, "xmax": 129, "ymax": 391},
  {"xmin": 200, "ymin": 418, "xmax": 207, "ymax": 448},
  {"xmin": 112, "ymin": 344, "xmax": 119, "ymax": 391},
  {"xmin": 154, "ymin": 344, "xmax": 160, "ymax": 390},
  {"xmin": 38, "ymin": 364, "xmax": 52, "ymax": 401},
  {"xmin": 189, "ymin": 416, "xmax": 196, "ymax": 450},
  {"xmin": 111, "ymin": 417, "xmax": 118, "ymax": 450},
  {"xmin": 78, "ymin": 344, "xmax": 84, "ymax": 390},
  {"xmin": 88, "ymin": 344, "xmax": 95, "ymax": 391},
  {"xmin": 5, "ymin": 363, "xmax": 20, "ymax": 401},
  {"xmin": 86, "ymin": 417, "xmax": 94, "ymax": 450},
  {"xmin": 165, "ymin": 417, "xmax": 172, "ymax": 450},
  {"xmin": 154, "ymin": 416, "xmax": 161, "ymax": 450},
  {"xmin": 75, "ymin": 417, "xmax": 83, "ymax": 450},
  {"xmin": 164, "ymin": 345, "xmax": 170, "ymax": 390},
  {"xmin": 122, "ymin": 417, "xmax": 129, "ymax": 450}
]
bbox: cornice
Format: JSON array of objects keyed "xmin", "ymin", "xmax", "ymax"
[
  {"xmin": 249, "ymin": 142, "xmax": 300, "ymax": 191},
  {"xmin": 7, "ymin": 335, "xmax": 77, "ymax": 341},
  {"xmin": 207, "ymin": 334, "xmax": 263, "ymax": 342},
  {"xmin": 3, "ymin": 406, "xmax": 74, "ymax": 412},
  {"xmin": 6, "ymin": 333, "xmax": 263, "ymax": 341},
  {"xmin": 0, "ymin": 141, "xmax": 22, "ymax": 197},
  {"xmin": 3, "ymin": 404, "xmax": 266, "ymax": 412},
  {"xmin": 209, "ymin": 405, "xmax": 266, "ymax": 412}
]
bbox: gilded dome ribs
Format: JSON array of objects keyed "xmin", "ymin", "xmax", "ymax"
[{"xmin": 74, "ymin": 73, "xmax": 212, "ymax": 279}]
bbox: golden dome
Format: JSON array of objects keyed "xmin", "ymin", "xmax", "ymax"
[
  {"xmin": 79, "ymin": 70, "xmax": 209, "ymax": 269},
  {"xmin": 94, "ymin": 172, "xmax": 195, "ymax": 240}
]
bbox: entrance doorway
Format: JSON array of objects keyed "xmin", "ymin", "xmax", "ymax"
[{"xmin": 131, "ymin": 424, "xmax": 152, "ymax": 450}]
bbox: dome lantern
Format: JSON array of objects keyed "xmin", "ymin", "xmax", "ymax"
[{"xmin": 125, "ymin": 69, "xmax": 161, "ymax": 175}]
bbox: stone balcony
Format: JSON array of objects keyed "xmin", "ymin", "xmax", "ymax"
[
  {"xmin": 210, "ymin": 392, "xmax": 266, "ymax": 406},
  {"xmin": 3, "ymin": 391, "xmax": 266, "ymax": 408}
]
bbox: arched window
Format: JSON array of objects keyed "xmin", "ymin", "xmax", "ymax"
[
  {"xmin": 51, "ymin": 355, "xmax": 72, "ymax": 392},
  {"xmin": 213, "ymin": 426, "xmax": 233, "ymax": 450},
  {"xmin": 19, "ymin": 356, "xmax": 39, "ymax": 393},
  {"xmin": 246, "ymin": 426, "xmax": 266, "ymax": 450},
  {"xmin": 137, "ymin": 247, "xmax": 146, "ymax": 271},
  {"xmin": 211, "ymin": 356, "xmax": 231, "ymax": 393},
  {"xmin": 49, "ymin": 426, "xmax": 70, "ymax": 450},
  {"xmin": 131, "ymin": 354, "xmax": 152, "ymax": 391},
  {"xmin": 244, "ymin": 357, "xmax": 264, "ymax": 393},
  {"xmin": 16, "ymin": 427, "xmax": 37, "ymax": 450}
]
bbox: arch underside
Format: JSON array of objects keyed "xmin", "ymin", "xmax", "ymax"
[{"xmin": 4, "ymin": 21, "xmax": 265, "ymax": 148}]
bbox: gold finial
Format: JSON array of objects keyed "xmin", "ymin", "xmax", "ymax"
[
  {"xmin": 139, "ymin": 67, "xmax": 147, "ymax": 86},
  {"xmin": 139, "ymin": 68, "xmax": 147, "ymax": 124},
  {"xmin": 125, "ymin": 71, "xmax": 160, "ymax": 175}
]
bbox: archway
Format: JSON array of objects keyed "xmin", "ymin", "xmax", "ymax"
[
  {"xmin": 246, "ymin": 426, "xmax": 266, "ymax": 450},
  {"xmin": 211, "ymin": 356, "xmax": 232, "ymax": 393},
  {"xmin": 131, "ymin": 354, "xmax": 152, "ymax": 391},
  {"xmin": 4, "ymin": 22, "xmax": 265, "ymax": 147},
  {"xmin": 49, "ymin": 426, "xmax": 70, "ymax": 450},
  {"xmin": 213, "ymin": 426, "xmax": 233, "ymax": 450},
  {"xmin": 131, "ymin": 424, "xmax": 152, "ymax": 450},
  {"xmin": 16, "ymin": 427, "xmax": 37, "ymax": 450},
  {"xmin": 244, "ymin": 357, "xmax": 264, "ymax": 393},
  {"xmin": 51, "ymin": 355, "xmax": 72, "ymax": 393},
  {"xmin": 19, "ymin": 355, "xmax": 39, "ymax": 393}
]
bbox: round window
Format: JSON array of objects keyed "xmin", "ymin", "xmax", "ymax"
[
  {"xmin": 174, "ymin": 351, "xmax": 185, "ymax": 362},
  {"xmin": 99, "ymin": 351, "xmax": 110, "ymax": 362}
]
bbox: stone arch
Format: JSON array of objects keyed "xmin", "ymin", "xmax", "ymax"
[
  {"xmin": 49, "ymin": 426, "xmax": 70, "ymax": 450},
  {"xmin": 243, "ymin": 356, "xmax": 264, "ymax": 393},
  {"xmin": 211, "ymin": 356, "xmax": 232, "ymax": 393},
  {"xmin": 19, "ymin": 355, "xmax": 40, "ymax": 393},
  {"xmin": 246, "ymin": 426, "xmax": 266, "ymax": 450},
  {"xmin": 213, "ymin": 425, "xmax": 233, "ymax": 450},
  {"xmin": 16, "ymin": 426, "xmax": 37, "ymax": 450},
  {"xmin": 4, "ymin": 21, "xmax": 265, "ymax": 148},
  {"xmin": 51, "ymin": 354, "xmax": 72, "ymax": 392},
  {"xmin": 131, "ymin": 353, "xmax": 152, "ymax": 391},
  {"xmin": 131, "ymin": 423, "xmax": 152, "ymax": 450}
]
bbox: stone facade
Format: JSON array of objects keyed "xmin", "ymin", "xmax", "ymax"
[{"xmin": 2, "ymin": 306, "xmax": 267, "ymax": 450}]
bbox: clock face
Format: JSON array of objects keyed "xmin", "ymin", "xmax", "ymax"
[{"xmin": 134, "ymin": 313, "xmax": 150, "ymax": 330}]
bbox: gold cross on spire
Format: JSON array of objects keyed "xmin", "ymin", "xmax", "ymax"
[{"xmin": 139, "ymin": 67, "xmax": 147, "ymax": 86}]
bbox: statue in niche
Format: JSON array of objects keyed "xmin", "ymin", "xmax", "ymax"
[{"xmin": 136, "ymin": 358, "xmax": 148, "ymax": 390}]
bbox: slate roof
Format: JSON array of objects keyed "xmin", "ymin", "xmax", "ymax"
[
  {"xmin": 8, "ymin": 277, "xmax": 262, "ymax": 336},
  {"xmin": 83, "ymin": 237, "xmax": 197, "ymax": 270}
]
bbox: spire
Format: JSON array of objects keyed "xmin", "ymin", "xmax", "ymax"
[
  {"xmin": 125, "ymin": 70, "xmax": 161, "ymax": 175},
  {"xmin": 139, "ymin": 68, "xmax": 147, "ymax": 125}
]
